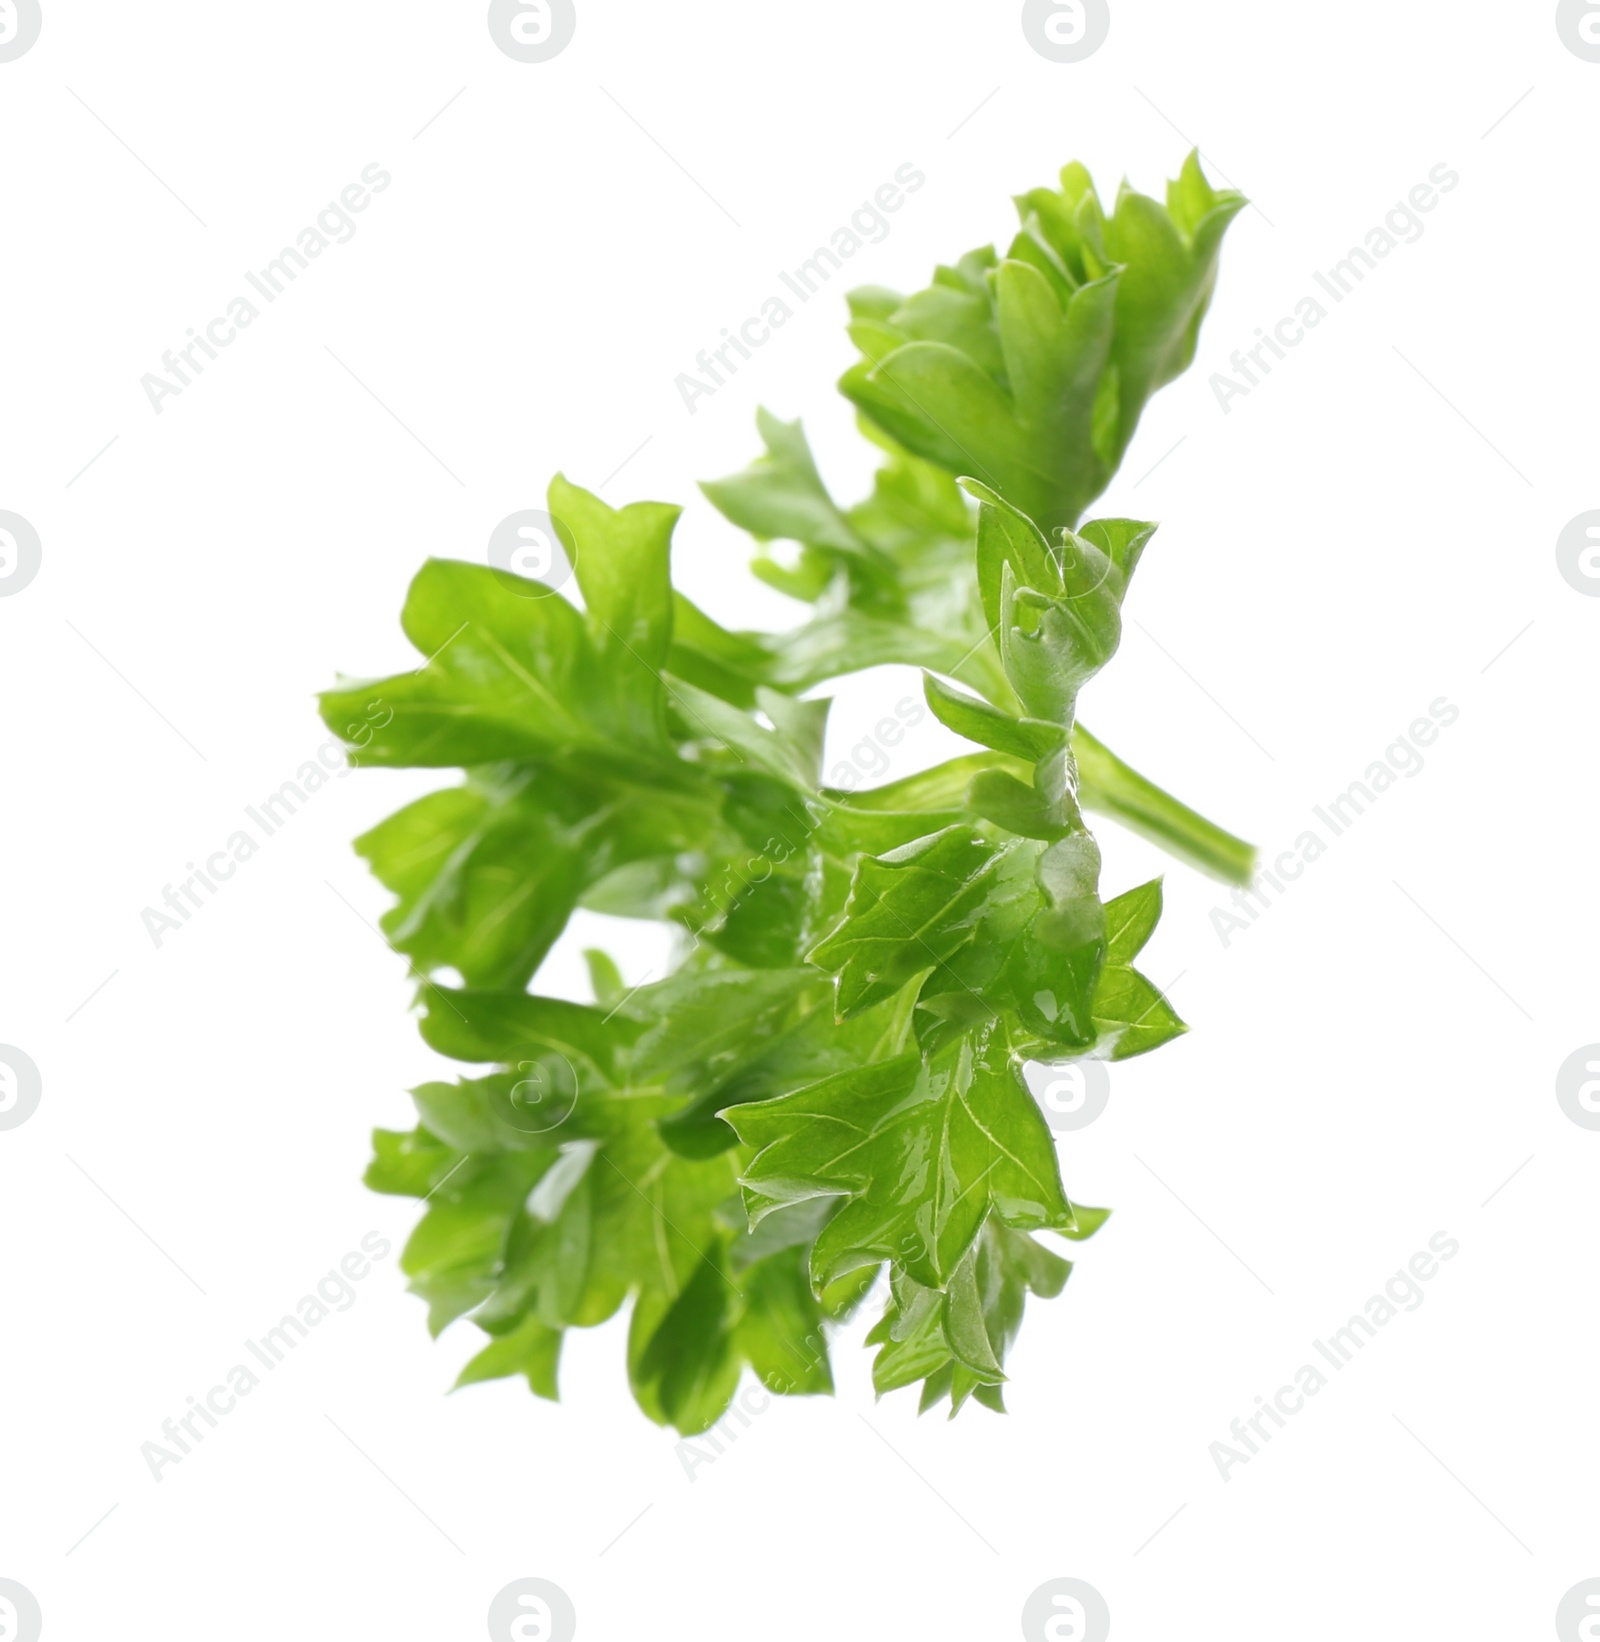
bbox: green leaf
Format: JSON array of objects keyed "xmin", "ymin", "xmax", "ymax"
[
  {"xmin": 366, "ymin": 1127, "xmax": 457, "ymax": 1198},
  {"xmin": 699, "ymin": 871, "xmax": 809, "ymax": 971},
  {"xmin": 1013, "ymin": 832, "xmax": 1107, "ymax": 1046},
  {"xmin": 964, "ymin": 771, "xmax": 1070, "ymax": 842},
  {"xmin": 550, "ymin": 474, "xmax": 678, "ymax": 744},
  {"xmin": 629, "ymin": 1251, "xmax": 742, "ymax": 1435},
  {"xmin": 911, "ymin": 833, "xmax": 1106, "ymax": 1051},
  {"xmin": 354, "ymin": 774, "xmax": 590, "ymax": 990},
  {"xmin": 417, "ymin": 987, "xmax": 634, "ymax": 1077},
  {"xmin": 757, "ymin": 686, "xmax": 831, "ymax": 786},
  {"xmin": 400, "ymin": 1158, "xmax": 542, "ymax": 1334},
  {"xmin": 733, "ymin": 1246, "xmax": 834, "ymax": 1395},
  {"xmin": 669, "ymin": 972, "xmax": 921, "ymax": 1161},
  {"xmin": 1100, "ymin": 172, "xmax": 1248, "ymax": 467},
  {"xmin": 584, "ymin": 948, "xmax": 626, "ymax": 1007},
  {"xmin": 843, "ymin": 153, "xmax": 1244, "ymax": 534},
  {"xmin": 830, "ymin": 752, "xmax": 1028, "ymax": 813},
  {"xmin": 410, "ymin": 1074, "xmax": 567, "ymax": 1155},
  {"xmin": 1104, "ymin": 877, "xmax": 1163, "ymax": 963},
  {"xmin": 728, "ymin": 1032, "xmax": 1075, "ymax": 1291},
  {"xmin": 1053, "ymin": 1203, "xmax": 1112, "ymax": 1242},
  {"xmin": 666, "ymin": 677, "xmax": 819, "ymax": 789},
  {"xmin": 1061, "ymin": 875, "xmax": 1187, "ymax": 1058},
  {"xmin": 994, "ymin": 518, "xmax": 1139, "ymax": 727},
  {"xmin": 665, "ymin": 594, "xmax": 775, "ymax": 709},
  {"xmin": 701, "ymin": 409, "xmax": 886, "ymax": 578},
  {"xmin": 474, "ymin": 1146, "xmax": 597, "ymax": 1331},
  {"xmin": 965, "ymin": 478, "xmax": 1061, "ymax": 642},
  {"xmin": 455, "ymin": 1313, "xmax": 563, "ymax": 1400},
  {"xmin": 1092, "ymin": 964, "xmax": 1187, "ymax": 1060},
  {"xmin": 869, "ymin": 1218, "xmax": 1086, "ymax": 1414},
  {"xmin": 922, "ymin": 673, "xmax": 1065, "ymax": 763},
  {"xmin": 319, "ymin": 559, "xmax": 602, "ymax": 767},
  {"xmin": 1079, "ymin": 517, "xmax": 1159, "ymax": 581},
  {"xmin": 842, "ymin": 343, "xmax": 1025, "ymax": 513},
  {"xmin": 626, "ymin": 969, "xmax": 821, "ymax": 1087},
  {"xmin": 808, "ymin": 827, "xmax": 999, "ymax": 1017}
]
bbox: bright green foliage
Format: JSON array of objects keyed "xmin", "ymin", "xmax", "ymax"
[
  {"xmin": 842, "ymin": 153, "xmax": 1246, "ymax": 536},
  {"xmin": 324, "ymin": 154, "xmax": 1253, "ymax": 1431}
]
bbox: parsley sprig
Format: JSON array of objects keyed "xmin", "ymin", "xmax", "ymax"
[{"xmin": 323, "ymin": 154, "xmax": 1251, "ymax": 1430}]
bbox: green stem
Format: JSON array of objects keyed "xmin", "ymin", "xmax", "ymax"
[{"xmin": 1072, "ymin": 725, "xmax": 1256, "ymax": 886}]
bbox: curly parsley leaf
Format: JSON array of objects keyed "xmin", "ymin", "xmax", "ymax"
[{"xmin": 842, "ymin": 152, "xmax": 1246, "ymax": 535}]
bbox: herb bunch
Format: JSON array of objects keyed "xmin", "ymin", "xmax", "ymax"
[{"xmin": 322, "ymin": 154, "xmax": 1252, "ymax": 1431}]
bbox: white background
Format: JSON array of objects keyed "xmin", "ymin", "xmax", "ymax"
[{"xmin": 2, "ymin": 2, "xmax": 1596, "ymax": 1638}]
